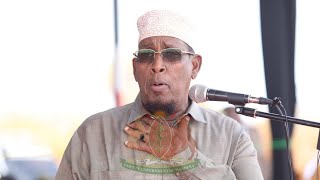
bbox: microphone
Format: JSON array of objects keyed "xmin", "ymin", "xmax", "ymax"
[{"xmin": 189, "ymin": 84, "xmax": 273, "ymax": 106}]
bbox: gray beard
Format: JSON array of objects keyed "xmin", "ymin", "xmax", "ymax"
[{"xmin": 143, "ymin": 102, "xmax": 175, "ymax": 116}]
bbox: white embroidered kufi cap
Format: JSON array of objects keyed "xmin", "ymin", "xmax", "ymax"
[{"xmin": 137, "ymin": 10, "xmax": 196, "ymax": 51}]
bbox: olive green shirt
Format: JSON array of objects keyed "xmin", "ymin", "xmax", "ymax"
[{"xmin": 56, "ymin": 95, "xmax": 263, "ymax": 180}]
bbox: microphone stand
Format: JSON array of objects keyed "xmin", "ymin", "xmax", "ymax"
[
  {"xmin": 235, "ymin": 106, "xmax": 320, "ymax": 128},
  {"xmin": 235, "ymin": 106, "xmax": 320, "ymax": 150}
]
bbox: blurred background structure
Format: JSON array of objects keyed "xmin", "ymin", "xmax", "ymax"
[{"xmin": 0, "ymin": 0, "xmax": 319, "ymax": 179}]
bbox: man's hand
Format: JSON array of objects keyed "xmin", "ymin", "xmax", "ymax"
[{"xmin": 124, "ymin": 115, "xmax": 196, "ymax": 160}]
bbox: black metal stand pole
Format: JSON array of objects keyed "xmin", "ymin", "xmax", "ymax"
[
  {"xmin": 235, "ymin": 106, "xmax": 320, "ymax": 128},
  {"xmin": 235, "ymin": 106, "xmax": 320, "ymax": 151}
]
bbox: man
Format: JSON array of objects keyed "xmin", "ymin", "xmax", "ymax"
[{"xmin": 56, "ymin": 10, "xmax": 263, "ymax": 179}]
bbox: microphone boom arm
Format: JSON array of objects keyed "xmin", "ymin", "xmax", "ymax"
[
  {"xmin": 236, "ymin": 106, "xmax": 320, "ymax": 150},
  {"xmin": 235, "ymin": 106, "xmax": 320, "ymax": 128}
]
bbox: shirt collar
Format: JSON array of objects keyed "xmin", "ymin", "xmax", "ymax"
[
  {"xmin": 127, "ymin": 94, "xmax": 149, "ymax": 124},
  {"xmin": 187, "ymin": 99, "xmax": 207, "ymax": 123},
  {"xmin": 128, "ymin": 93, "xmax": 207, "ymax": 124}
]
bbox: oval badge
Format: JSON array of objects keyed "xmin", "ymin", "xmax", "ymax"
[{"xmin": 148, "ymin": 115, "xmax": 173, "ymax": 159}]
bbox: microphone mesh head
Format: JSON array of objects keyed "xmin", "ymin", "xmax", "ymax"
[{"xmin": 189, "ymin": 84, "xmax": 208, "ymax": 103}]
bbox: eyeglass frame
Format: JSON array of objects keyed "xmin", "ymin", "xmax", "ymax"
[{"xmin": 133, "ymin": 48, "xmax": 195, "ymax": 63}]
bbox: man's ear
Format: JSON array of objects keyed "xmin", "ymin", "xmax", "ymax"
[
  {"xmin": 132, "ymin": 58, "xmax": 138, "ymax": 82},
  {"xmin": 191, "ymin": 55, "xmax": 202, "ymax": 79}
]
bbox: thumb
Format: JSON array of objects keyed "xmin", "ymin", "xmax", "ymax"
[{"xmin": 177, "ymin": 115, "xmax": 191, "ymax": 130}]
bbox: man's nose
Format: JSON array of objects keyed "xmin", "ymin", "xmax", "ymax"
[{"xmin": 151, "ymin": 54, "xmax": 166, "ymax": 73}]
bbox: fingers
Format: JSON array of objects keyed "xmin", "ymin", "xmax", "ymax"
[
  {"xmin": 140, "ymin": 115, "xmax": 156, "ymax": 126},
  {"xmin": 127, "ymin": 120, "xmax": 150, "ymax": 134},
  {"xmin": 127, "ymin": 115, "xmax": 156, "ymax": 133},
  {"xmin": 124, "ymin": 126, "xmax": 150, "ymax": 143},
  {"xmin": 124, "ymin": 115, "xmax": 198, "ymax": 161},
  {"xmin": 125, "ymin": 140, "xmax": 151, "ymax": 153}
]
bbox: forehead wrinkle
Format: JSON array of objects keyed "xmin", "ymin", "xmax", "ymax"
[
  {"xmin": 139, "ymin": 40, "xmax": 166, "ymax": 51},
  {"xmin": 139, "ymin": 41, "xmax": 154, "ymax": 49},
  {"xmin": 139, "ymin": 37, "xmax": 187, "ymax": 51}
]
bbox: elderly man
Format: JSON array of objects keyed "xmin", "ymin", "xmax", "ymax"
[{"xmin": 56, "ymin": 10, "xmax": 263, "ymax": 180}]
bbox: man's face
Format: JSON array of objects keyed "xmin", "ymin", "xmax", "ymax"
[{"xmin": 132, "ymin": 36, "xmax": 201, "ymax": 115}]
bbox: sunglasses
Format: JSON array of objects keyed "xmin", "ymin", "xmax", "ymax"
[{"xmin": 133, "ymin": 48, "xmax": 194, "ymax": 63}]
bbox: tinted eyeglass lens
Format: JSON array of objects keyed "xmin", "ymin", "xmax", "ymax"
[
  {"xmin": 162, "ymin": 48, "xmax": 182, "ymax": 62},
  {"xmin": 137, "ymin": 49, "xmax": 155, "ymax": 62},
  {"xmin": 135, "ymin": 48, "xmax": 183, "ymax": 63}
]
